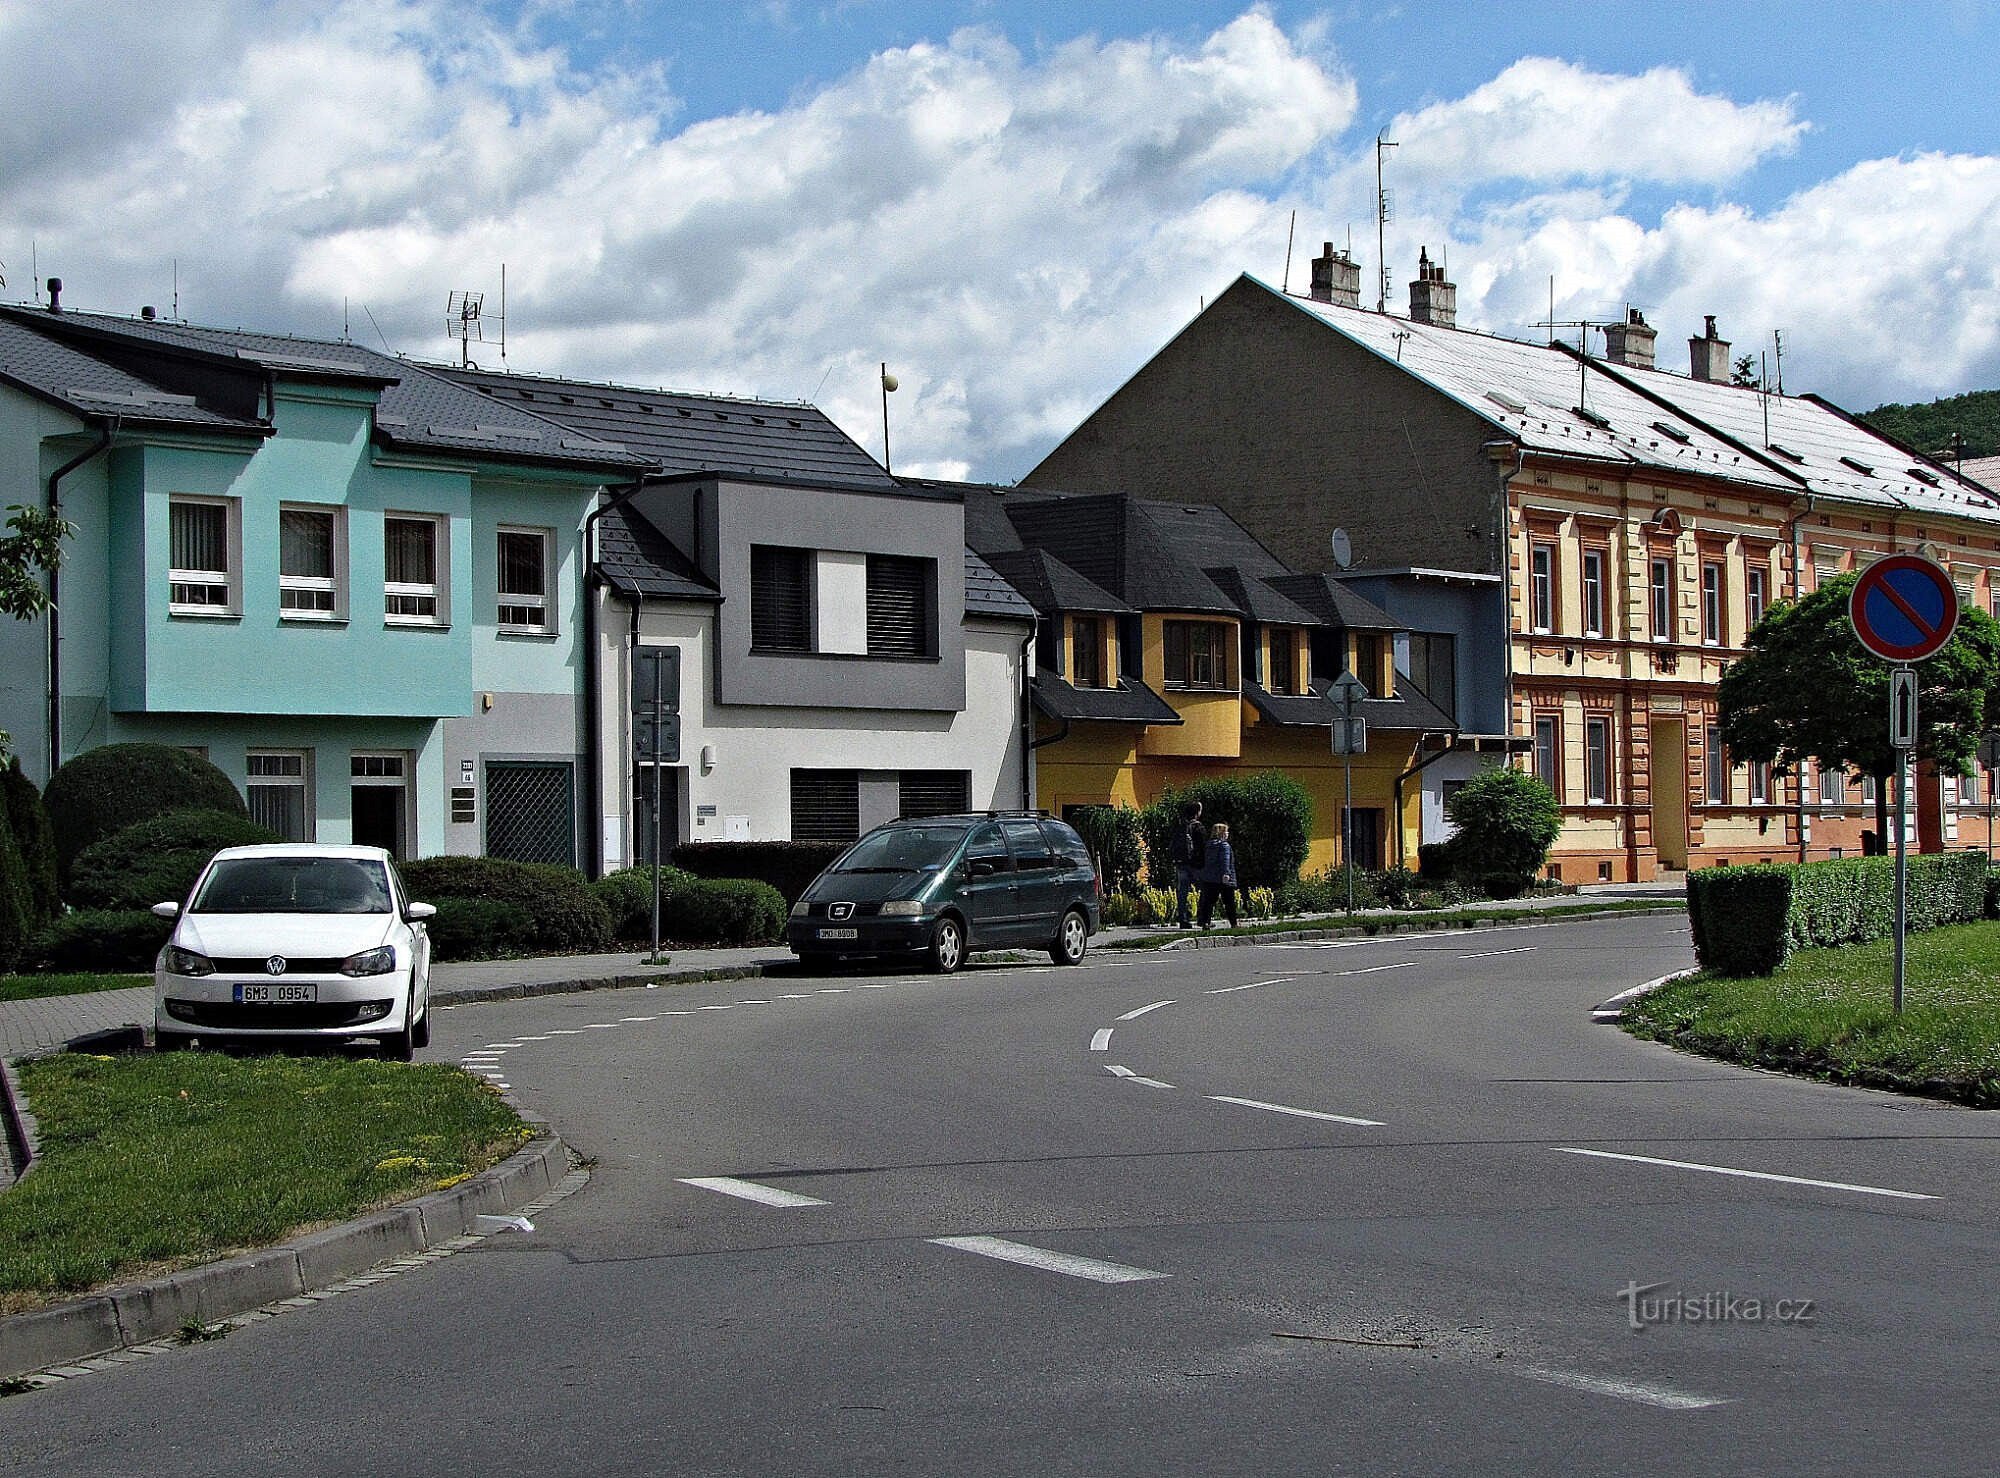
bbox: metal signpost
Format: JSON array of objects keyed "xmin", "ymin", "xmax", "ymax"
[
  {"xmin": 1330, "ymin": 671, "xmax": 1369, "ymax": 914},
  {"xmin": 1979, "ymin": 733, "xmax": 2000, "ymax": 864},
  {"xmin": 632, "ymin": 647, "xmax": 682, "ymax": 961},
  {"xmin": 1848, "ymin": 555, "xmax": 1959, "ymax": 1013}
]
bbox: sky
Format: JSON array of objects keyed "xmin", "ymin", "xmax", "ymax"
[{"xmin": 2, "ymin": 1, "xmax": 1996, "ymax": 481}]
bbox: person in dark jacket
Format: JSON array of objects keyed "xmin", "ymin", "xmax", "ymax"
[
  {"xmin": 1196, "ymin": 821, "xmax": 1238, "ymax": 929},
  {"xmin": 1170, "ymin": 801, "xmax": 1206, "ymax": 928}
]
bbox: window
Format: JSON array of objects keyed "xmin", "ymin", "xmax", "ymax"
[
  {"xmin": 1701, "ymin": 561, "xmax": 1723, "ymax": 645},
  {"xmin": 752, "ymin": 545, "xmax": 813, "ymax": 652},
  {"xmin": 1584, "ymin": 716, "xmax": 1612, "ymax": 803},
  {"xmin": 1580, "ymin": 548, "xmax": 1606, "ymax": 637},
  {"xmin": 1530, "ymin": 543, "xmax": 1554, "ymax": 632},
  {"xmin": 384, "ymin": 515, "xmax": 442, "ymax": 625},
  {"xmin": 1746, "ymin": 566, "xmax": 1768, "ymax": 629},
  {"xmin": 1965, "ymin": 767, "xmax": 1982, "ymax": 805},
  {"xmin": 898, "ymin": 770, "xmax": 970, "ymax": 819},
  {"xmin": 1533, "ymin": 715, "xmax": 1560, "ymax": 797},
  {"xmin": 1862, "ymin": 773, "xmax": 1878, "ymax": 803},
  {"xmin": 1705, "ymin": 727, "xmax": 1728, "ymax": 805},
  {"xmin": 485, "ymin": 760, "xmax": 576, "ymax": 866},
  {"xmin": 350, "ymin": 752, "xmax": 411, "ymax": 858},
  {"xmin": 1406, "ymin": 632, "xmax": 1456, "ymax": 718},
  {"xmin": 1071, "ymin": 616, "xmax": 1103, "ymax": 688},
  {"xmin": 247, "ymin": 751, "xmax": 312, "ymax": 841},
  {"xmin": 279, "ymin": 506, "xmax": 339, "ymax": 619},
  {"xmin": 1749, "ymin": 759, "xmax": 1769, "ymax": 805},
  {"xmin": 790, "ymin": 769, "xmax": 860, "ymax": 843},
  {"xmin": 168, "ymin": 497, "xmax": 233, "ymax": 613},
  {"xmin": 1163, "ymin": 620, "xmax": 1231, "ymax": 689},
  {"xmin": 1820, "ymin": 763, "xmax": 1848, "ymax": 807},
  {"xmin": 1036, "ymin": 616, "xmax": 1062, "ymax": 673},
  {"xmin": 1649, "ymin": 556, "xmax": 1673, "ymax": 641},
  {"xmin": 1268, "ymin": 629, "xmax": 1296, "ymax": 695},
  {"xmin": 1353, "ymin": 633, "xmax": 1385, "ymax": 697},
  {"xmin": 865, "ymin": 554, "xmax": 934, "ymax": 658},
  {"xmin": 497, "ymin": 527, "xmax": 552, "ymax": 632}
]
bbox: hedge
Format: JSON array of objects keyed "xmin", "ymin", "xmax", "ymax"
[
  {"xmin": 661, "ymin": 876, "xmax": 788, "ymax": 945},
  {"xmin": 67, "ymin": 808, "xmax": 280, "ymax": 912},
  {"xmin": 1139, "ymin": 773, "xmax": 1313, "ymax": 890},
  {"xmin": 1067, "ymin": 805, "xmax": 1145, "ymax": 896},
  {"xmin": 399, "ymin": 855, "xmax": 613, "ymax": 961},
  {"xmin": 2, "ymin": 758, "xmax": 59, "ymax": 929},
  {"xmin": 44, "ymin": 743, "xmax": 247, "ymax": 884},
  {"xmin": 591, "ymin": 865, "xmax": 695, "ymax": 942},
  {"xmin": 670, "ymin": 841, "xmax": 845, "ymax": 906},
  {"xmin": 0, "ymin": 779, "xmax": 30, "ymax": 972},
  {"xmin": 28, "ymin": 909, "xmax": 174, "ymax": 974},
  {"xmin": 1686, "ymin": 850, "xmax": 1990, "ymax": 977}
]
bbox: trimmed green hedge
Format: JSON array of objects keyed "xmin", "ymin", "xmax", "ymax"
[
  {"xmin": 670, "ymin": 841, "xmax": 844, "ymax": 906},
  {"xmin": 2, "ymin": 758, "xmax": 59, "ymax": 930},
  {"xmin": 1686, "ymin": 850, "xmax": 1991, "ymax": 977},
  {"xmin": 1140, "ymin": 773, "xmax": 1313, "ymax": 890},
  {"xmin": 44, "ymin": 743, "xmax": 248, "ymax": 885},
  {"xmin": 661, "ymin": 876, "xmax": 788, "ymax": 945},
  {"xmin": 0, "ymin": 779, "xmax": 30, "ymax": 973},
  {"xmin": 399, "ymin": 856, "xmax": 613, "ymax": 961},
  {"xmin": 28, "ymin": 909, "xmax": 174, "ymax": 974},
  {"xmin": 591, "ymin": 865, "xmax": 695, "ymax": 942},
  {"xmin": 67, "ymin": 808, "xmax": 280, "ymax": 912}
]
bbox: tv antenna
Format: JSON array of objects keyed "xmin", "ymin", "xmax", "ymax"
[
  {"xmin": 1375, "ymin": 131, "xmax": 1397, "ymax": 313},
  {"xmin": 446, "ymin": 268, "xmax": 508, "ymax": 368}
]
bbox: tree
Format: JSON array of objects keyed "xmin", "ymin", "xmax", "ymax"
[
  {"xmin": 1730, "ymin": 355, "xmax": 1762, "ymax": 389},
  {"xmin": 1445, "ymin": 765, "xmax": 1562, "ymax": 895},
  {"xmin": 1717, "ymin": 572, "xmax": 2000, "ymax": 844},
  {"xmin": 0, "ymin": 502, "xmax": 73, "ymax": 761}
]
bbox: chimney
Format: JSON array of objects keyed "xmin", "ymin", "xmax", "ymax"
[
  {"xmin": 1604, "ymin": 307, "xmax": 1657, "ymax": 369},
  {"xmin": 140, "ymin": 305, "xmax": 157, "ymax": 321},
  {"xmin": 1408, "ymin": 248, "xmax": 1456, "ymax": 328},
  {"xmin": 45, "ymin": 277, "xmax": 62, "ymax": 313},
  {"xmin": 1689, "ymin": 314, "xmax": 1731, "ymax": 382},
  {"xmin": 1309, "ymin": 242, "xmax": 1362, "ymax": 308}
]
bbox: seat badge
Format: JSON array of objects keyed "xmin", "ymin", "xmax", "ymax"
[
  {"xmin": 829, "ymin": 902, "xmax": 854, "ymax": 921},
  {"xmin": 265, "ymin": 956, "xmax": 288, "ymax": 976}
]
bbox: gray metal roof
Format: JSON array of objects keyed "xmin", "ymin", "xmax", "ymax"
[
  {"xmin": 0, "ymin": 314, "xmax": 266, "ymax": 434},
  {"xmin": 1031, "ymin": 673, "xmax": 1182, "ymax": 725},
  {"xmin": 980, "ymin": 547, "xmax": 1133, "ymax": 616},
  {"xmin": 1263, "ymin": 572, "xmax": 1403, "ymax": 632},
  {"xmin": 1961, "ymin": 456, "xmax": 2000, "ymax": 494},
  {"xmin": 596, "ymin": 504, "xmax": 719, "ymax": 602},
  {"xmin": 964, "ymin": 547, "xmax": 1036, "ymax": 622}
]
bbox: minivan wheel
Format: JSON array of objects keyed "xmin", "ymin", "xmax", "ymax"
[
  {"xmin": 1051, "ymin": 908, "xmax": 1089, "ymax": 966},
  {"xmin": 928, "ymin": 916, "xmax": 965, "ymax": 975}
]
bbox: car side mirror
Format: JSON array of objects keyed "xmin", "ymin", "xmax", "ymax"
[
  {"xmin": 405, "ymin": 901, "xmax": 437, "ymax": 922},
  {"xmin": 968, "ymin": 857, "xmax": 1001, "ymax": 879},
  {"xmin": 151, "ymin": 901, "xmax": 181, "ymax": 919}
]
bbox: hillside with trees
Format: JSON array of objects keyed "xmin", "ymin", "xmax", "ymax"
[{"xmin": 1860, "ymin": 388, "xmax": 2000, "ymax": 461}]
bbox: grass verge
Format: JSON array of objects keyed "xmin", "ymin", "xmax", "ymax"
[
  {"xmin": 0, "ymin": 973, "xmax": 150, "ymax": 1003},
  {"xmin": 1100, "ymin": 897, "xmax": 1681, "ymax": 948},
  {"xmin": 0, "ymin": 1052, "xmax": 532, "ymax": 1314},
  {"xmin": 1621, "ymin": 919, "xmax": 2000, "ymax": 1107}
]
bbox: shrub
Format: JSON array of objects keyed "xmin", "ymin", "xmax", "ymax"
[
  {"xmin": 661, "ymin": 876, "xmax": 788, "ymax": 944},
  {"xmin": 1067, "ymin": 805, "xmax": 1145, "ymax": 895},
  {"xmin": 1140, "ymin": 773, "xmax": 1313, "ymax": 890},
  {"xmin": 1416, "ymin": 841, "xmax": 1457, "ymax": 880},
  {"xmin": 0, "ymin": 780, "xmax": 29, "ymax": 972},
  {"xmin": 2, "ymin": 758, "xmax": 59, "ymax": 929},
  {"xmin": 1444, "ymin": 767, "xmax": 1561, "ymax": 894},
  {"xmin": 400, "ymin": 855, "xmax": 613, "ymax": 961},
  {"xmin": 424, "ymin": 898, "xmax": 545, "ymax": 962},
  {"xmin": 670, "ymin": 841, "xmax": 845, "ymax": 906},
  {"xmin": 592, "ymin": 865, "xmax": 695, "ymax": 942},
  {"xmin": 28, "ymin": 909, "xmax": 173, "ymax": 973},
  {"xmin": 67, "ymin": 808, "xmax": 280, "ymax": 912},
  {"xmin": 44, "ymin": 743, "xmax": 247, "ymax": 885}
]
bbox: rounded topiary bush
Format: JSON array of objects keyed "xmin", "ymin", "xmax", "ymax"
[
  {"xmin": 28, "ymin": 908, "xmax": 174, "ymax": 973},
  {"xmin": 1444, "ymin": 764, "xmax": 1562, "ymax": 895},
  {"xmin": 44, "ymin": 743, "xmax": 247, "ymax": 885},
  {"xmin": 660, "ymin": 876, "xmax": 788, "ymax": 945},
  {"xmin": 399, "ymin": 855, "xmax": 614, "ymax": 961},
  {"xmin": 2, "ymin": 757, "xmax": 59, "ymax": 931},
  {"xmin": 68, "ymin": 808, "xmax": 281, "ymax": 911},
  {"xmin": 591, "ymin": 865, "xmax": 695, "ymax": 942}
]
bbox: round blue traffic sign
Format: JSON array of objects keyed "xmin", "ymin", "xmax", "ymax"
[{"xmin": 1849, "ymin": 553, "xmax": 1959, "ymax": 663}]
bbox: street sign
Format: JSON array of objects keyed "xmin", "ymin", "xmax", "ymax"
[
  {"xmin": 1977, "ymin": 733, "xmax": 2000, "ymax": 771},
  {"xmin": 1890, "ymin": 668, "xmax": 1917, "ymax": 749},
  {"xmin": 1849, "ymin": 553, "xmax": 1959, "ymax": 663},
  {"xmin": 1329, "ymin": 670, "xmax": 1369, "ymax": 711},
  {"xmin": 632, "ymin": 646, "xmax": 681, "ymax": 763},
  {"xmin": 1332, "ymin": 717, "xmax": 1367, "ymax": 756}
]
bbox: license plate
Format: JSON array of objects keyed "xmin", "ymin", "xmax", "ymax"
[
  {"xmin": 816, "ymin": 928, "xmax": 858, "ymax": 941},
  {"xmin": 233, "ymin": 982, "xmax": 318, "ymax": 1004}
]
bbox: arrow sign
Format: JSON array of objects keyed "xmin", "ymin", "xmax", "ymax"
[{"xmin": 1849, "ymin": 553, "xmax": 1959, "ymax": 663}]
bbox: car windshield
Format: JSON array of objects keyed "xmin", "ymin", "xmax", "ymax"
[
  {"xmin": 833, "ymin": 825, "xmax": 969, "ymax": 873},
  {"xmin": 191, "ymin": 857, "xmax": 395, "ymax": 915}
]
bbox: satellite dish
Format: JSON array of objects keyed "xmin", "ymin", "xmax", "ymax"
[{"xmin": 1330, "ymin": 528, "xmax": 1353, "ymax": 569}]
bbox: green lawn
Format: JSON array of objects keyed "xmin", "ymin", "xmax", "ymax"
[
  {"xmin": 0, "ymin": 1053, "xmax": 532, "ymax": 1313},
  {"xmin": 0, "ymin": 973, "xmax": 150, "ymax": 1003},
  {"xmin": 1622, "ymin": 919, "xmax": 2000, "ymax": 1107}
]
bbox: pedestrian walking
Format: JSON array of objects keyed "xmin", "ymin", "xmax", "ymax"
[
  {"xmin": 1196, "ymin": 821, "xmax": 1239, "ymax": 929},
  {"xmin": 1169, "ymin": 800, "xmax": 1206, "ymax": 928}
]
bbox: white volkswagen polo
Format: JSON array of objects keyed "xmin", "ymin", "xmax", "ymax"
[{"xmin": 153, "ymin": 844, "xmax": 436, "ymax": 1061}]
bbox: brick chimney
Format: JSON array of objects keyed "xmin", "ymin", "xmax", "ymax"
[
  {"xmin": 1408, "ymin": 248, "xmax": 1456, "ymax": 328},
  {"xmin": 1689, "ymin": 314, "xmax": 1731, "ymax": 382},
  {"xmin": 1604, "ymin": 308, "xmax": 1657, "ymax": 369},
  {"xmin": 1309, "ymin": 242, "xmax": 1361, "ymax": 308}
]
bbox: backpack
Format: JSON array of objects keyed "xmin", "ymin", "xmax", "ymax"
[{"xmin": 1185, "ymin": 822, "xmax": 1207, "ymax": 870}]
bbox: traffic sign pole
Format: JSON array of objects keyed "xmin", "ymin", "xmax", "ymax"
[{"xmin": 1892, "ymin": 666, "xmax": 1912, "ymax": 1015}]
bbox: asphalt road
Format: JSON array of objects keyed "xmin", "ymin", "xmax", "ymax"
[{"xmin": 6, "ymin": 913, "xmax": 1999, "ymax": 1476}]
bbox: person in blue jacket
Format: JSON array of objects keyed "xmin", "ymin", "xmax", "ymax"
[{"xmin": 1196, "ymin": 821, "xmax": 1238, "ymax": 929}]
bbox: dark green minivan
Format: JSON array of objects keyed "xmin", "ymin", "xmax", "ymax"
[{"xmin": 786, "ymin": 812, "xmax": 1101, "ymax": 973}]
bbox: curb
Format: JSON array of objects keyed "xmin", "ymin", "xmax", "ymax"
[
  {"xmin": 0, "ymin": 1118, "xmax": 572, "ymax": 1383},
  {"xmin": 0, "ymin": 1052, "xmax": 37, "ymax": 1183},
  {"xmin": 1591, "ymin": 967, "xmax": 1700, "ymax": 1022},
  {"xmin": 1109, "ymin": 904, "xmax": 1681, "ymax": 954}
]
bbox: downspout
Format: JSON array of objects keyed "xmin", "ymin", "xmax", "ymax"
[
  {"xmin": 580, "ymin": 477, "xmax": 653, "ymax": 877},
  {"xmin": 1487, "ymin": 441, "xmax": 1525, "ymax": 764},
  {"xmin": 1784, "ymin": 493, "xmax": 1817, "ymax": 862},
  {"xmin": 1393, "ymin": 730, "xmax": 1462, "ymax": 866},
  {"xmin": 45, "ymin": 418, "xmax": 118, "ymax": 779},
  {"xmin": 1017, "ymin": 629, "xmax": 1037, "ymax": 809}
]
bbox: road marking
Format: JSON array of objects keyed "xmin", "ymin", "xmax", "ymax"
[
  {"xmin": 545, "ymin": 1028, "xmax": 583, "ymax": 1035},
  {"xmin": 677, "ymin": 1176, "xmax": 829, "ymax": 1208},
  {"xmin": 462, "ymin": 1050, "xmax": 505, "ymax": 1058},
  {"xmin": 699, "ymin": 1004, "xmax": 735, "ymax": 1011},
  {"xmin": 1106, "ymin": 1065, "xmax": 1175, "ymax": 1089},
  {"xmin": 1555, "ymin": 1148, "xmax": 1938, "ymax": 1201},
  {"xmin": 816, "ymin": 987, "xmax": 850, "ymax": 994},
  {"xmin": 1459, "ymin": 946, "xmax": 1537, "ymax": 959},
  {"xmin": 1090, "ymin": 1028, "xmax": 1115, "ymax": 1051},
  {"xmin": 1328, "ymin": 962, "xmax": 1416, "ymax": 979},
  {"xmin": 1511, "ymin": 1363, "xmax": 1733, "ymax": 1410},
  {"xmin": 1209, "ymin": 977, "xmax": 1292, "ymax": 994},
  {"xmin": 482, "ymin": 1042, "xmax": 521, "ymax": 1049},
  {"xmin": 778, "ymin": 993, "xmax": 814, "ymax": 999},
  {"xmin": 1209, "ymin": 1095, "xmax": 1384, "ymax": 1127},
  {"xmin": 513, "ymin": 1035, "xmax": 551, "ymax": 1041},
  {"xmin": 927, "ymin": 1235, "xmax": 1169, "ymax": 1284},
  {"xmin": 620, "ymin": 1016, "xmax": 655, "ymax": 1022},
  {"xmin": 737, "ymin": 999, "xmax": 769, "ymax": 1005},
  {"xmin": 581, "ymin": 1022, "xmax": 617, "ymax": 1029},
  {"xmin": 860, "ymin": 982, "xmax": 900, "ymax": 989},
  {"xmin": 1116, "ymin": 1000, "xmax": 1174, "ymax": 1020}
]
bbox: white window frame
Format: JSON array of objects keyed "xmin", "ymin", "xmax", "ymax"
[
  {"xmin": 278, "ymin": 504, "xmax": 344, "ymax": 622},
  {"xmin": 1532, "ymin": 714, "xmax": 1561, "ymax": 799},
  {"xmin": 1529, "ymin": 543, "xmax": 1554, "ymax": 634},
  {"xmin": 1649, "ymin": 556, "xmax": 1673, "ymax": 642},
  {"xmin": 1580, "ymin": 548, "xmax": 1605, "ymax": 637},
  {"xmin": 1701, "ymin": 561, "xmax": 1723, "ymax": 646},
  {"xmin": 167, "ymin": 495, "xmax": 240, "ymax": 616},
  {"xmin": 1584, "ymin": 716, "xmax": 1613, "ymax": 804},
  {"xmin": 1749, "ymin": 759, "xmax": 1770, "ymax": 805},
  {"xmin": 1747, "ymin": 566, "xmax": 1768, "ymax": 629},
  {"xmin": 496, "ymin": 525, "xmax": 555, "ymax": 634},
  {"xmin": 384, "ymin": 513, "xmax": 448, "ymax": 628},
  {"xmin": 247, "ymin": 749, "xmax": 314, "ymax": 841}
]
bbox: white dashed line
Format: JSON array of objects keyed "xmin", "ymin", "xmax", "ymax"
[
  {"xmin": 928, "ymin": 1235, "xmax": 1169, "ymax": 1284},
  {"xmin": 1554, "ymin": 1148, "xmax": 1938, "ymax": 1201},
  {"xmin": 737, "ymin": 1000, "xmax": 768, "ymax": 1005},
  {"xmin": 699, "ymin": 1005, "xmax": 735, "ymax": 1011},
  {"xmin": 816, "ymin": 988, "xmax": 850, "ymax": 994},
  {"xmin": 514, "ymin": 1035, "xmax": 551, "ymax": 1042},
  {"xmin": 1209, "ymin": 1095, "xmax": 1384, "ymax": 1127},
  {"xmin": 544, "ymin": 1029, "xmax": 583, "ymax": 1035},
  {"xmin": 1090, "ymin": 1028, "xmax": 1115, "ymax": 1051},
  {"xmin": 778, "ymin": 993, "xmax": 814, "ymax": 1000},
  {"xmin": 677, "ymin": 1176, "xmax": 829, "ymax": 1208},
  {"xmin": 1116, "ymin": 1000, "xmax": 1174, "ymax": 1021},
  {"xmin": 1327, "ymin": 962, "xmax": 1417, "ymax": 979},
  {"xmin": 581, "ymin": 1022, "xmax": 617, "ymax": 1029},
  {"xmin": 1106, "ymin": 1065, "xmax": 1175, "ymax": 1089},
  {"xmin": 1459, "ymin": 946, "xmax": 1537, "ymax": 960},
  {"xmin": 620, "ymin": 1016, "xmax": 656, "ymax": 1022},
  {"xmin": 1208, "ymin": 977, "xmax": 1292, "ymax": 995},
  {"xmin": 1512, "ymin": 1364, "xmax": 1734, "ymax": 1410}
]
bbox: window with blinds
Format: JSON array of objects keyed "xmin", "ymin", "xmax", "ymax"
[
  {"xmin": 279, "ymin": 507, "xmax": 337, "ymax": 618},
  {"xmin": 866, "ymin": 554, "xmax": 934, "ymax": 658},
  {"xmin": 497, "ymin": 527, "xmax": 550, "ymax": 631},
  {"xmin": 790, "ymin": 769, "xmax": 860, "ymax": 842},
  {"xmin": 898, "ymin": 770, "xmax": 970, "ymax": 819},
  {"xmin": 384, "ymin": 516, "xmax": 441, "ymax": 624},
  {"xmin": 247, "ymin": 751, "xmax": 311, "ymax": 841},
  {"xmin": 752, "ymin": 545, "xmax": 813, "ymax": 651},
  {"xmin": 169, "ymin": 499, "xmax": 232, "ymax": 612}
]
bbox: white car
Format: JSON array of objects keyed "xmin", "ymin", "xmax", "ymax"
[{"xmin": 153, "ymin": 844, "xmax": 436, "ymax": 1061}]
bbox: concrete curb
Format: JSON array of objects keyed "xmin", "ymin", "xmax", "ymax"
[
  {"xmin": 429, "ymin": 962, "xmax": 767, "ymax": 1007},
  {"xmin": 0, "ymin": 1051, "xmax": 38, "ymax": 1183},
  {"xmin": 0, "ymin": 1125, "xmax": 570, "ymax": 1382},
  {"xmin": 1591, "ymin": 967, "xmax": 1701, "ymax": 1022},
  {"xmin": 1109, "ymin": 903, "xmax": 1683, "ymax": 955}
]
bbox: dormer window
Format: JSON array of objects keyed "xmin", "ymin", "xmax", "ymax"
[
  {"xmin": 1840, "ymin": 456, "xmax": 1876, "ymax": 476},
  {"xmin": 1768, "ymin": 442, "xmax": 1805, "ymax": 463},
  {"xmin": 1268, "ymin": 630, "xmax": 1296, "ymax": 695}
]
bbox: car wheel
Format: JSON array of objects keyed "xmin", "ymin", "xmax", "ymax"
[
  {"xmin": 1050, "ymin": 908, "xmax": 1089, "ymax": 966},
  {"xmin": 380, "ymin": 993, "xmax": 417, "ymax": 1063},
  {"xmin": 410, "ymin": 992, "xmax": 431, "ymax": 1050},
  {"xmin": 155, "ymin": 1029, "xmax": 195, "ymax": 1053},
  {"xmin": 928, "ymin": 916, "xmax": 965, "ymax": 975}
]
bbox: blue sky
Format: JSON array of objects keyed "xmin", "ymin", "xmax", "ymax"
[{"xmin": 2, "ymin": 1, "xmax": 1996, "ymax": 478}]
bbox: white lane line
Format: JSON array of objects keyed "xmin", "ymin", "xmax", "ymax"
[
  {"xmin": 620, "ymin": 1016, "xmax": 656, "ymax": 1022},
  {"xmin": 513, "ymin": 1035, "xmax": 551, "ymax": 1042},
  {"xmin": 1328, "ymin": 962, "xmax": 1417, "ymax": 979},
  {"xmin": 860, "ymin": 982, "xmax": 900, "ymax": 989},
  {"xmin": 816, "ymin": 987, "xmax": 850, "ymax": 994},
  {"xmin": 1209, "ymin": 977, "xmax": 1293, "ymax": 995},
  {"xmin": 1090, "ymin": 1028, "xmax": 1115, "ymax": 1051},
  {"xmin": 659, "ymin": 1010, "xmax": 693, "ymax": 1016},
  {"xmin": 544, "ymin": 1029, "xmax": 583, "ymax": 1035},
  {"xmin": 737, "ymin": 1000, "xmax": 769, "ymax": 1005},
  {"xmin": 581, "ymin": 1022, "xmax": 618, "ymax": 1029},
  {"xmin": 1209, "ymin": 1095, "xmax": 1384, "ymax": 1127},
  {"xmin": 1106, "ymin": 1065, "xmax": 1175, "ymax": 1089},
  {"xmin": 1459, "ymin": 945, "xmax": 1537, "ymax": 960},
  {"xmin": 1116, "ymin": 1000, "xmax": 1174, "ymax": 1021},
  {"xmin": 778, "ymin": 993, "xmax": 814, "ymax": 999},
  {"xmin": 1555, "ymin": 1148, "xmax": 1938, "ymax": 1201},
  {"xmin": 928, "ymin": 1235, "xmax": 1169, "ymax": 1284},
  {"xmin": 461, "ymin": 1050, "xmax": 505, "ymax": 1058},
  {"xmin": 482, "ymin": 1042, "xmax": 522, "ymax": 1049},
  {"xmin": 677, "ymin": 1176, "xmax": 829, "ymax": 1208},
  {"xmin": 699, "ymin": 1004, "xmax": 735, "ymax": 1011},
  {"xmin": 1512, "ymin": 1363, "xmax": 1733, "ymax": 1411}
]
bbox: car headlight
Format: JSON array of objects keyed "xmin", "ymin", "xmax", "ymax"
[
  {"xmin": 162, "ymin": 945, "xmax": 214, "ymax": 977},
  {"xmin": 341, "ymin": 945, "xmax": 398, "ymax": 978},
  {"xmin": 789, "ymin": 899, "xmax": 809, "ymax": 918},
  {"xmin": 878, "ymin": 900, "xmax": 924, "ymax": 917}
]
